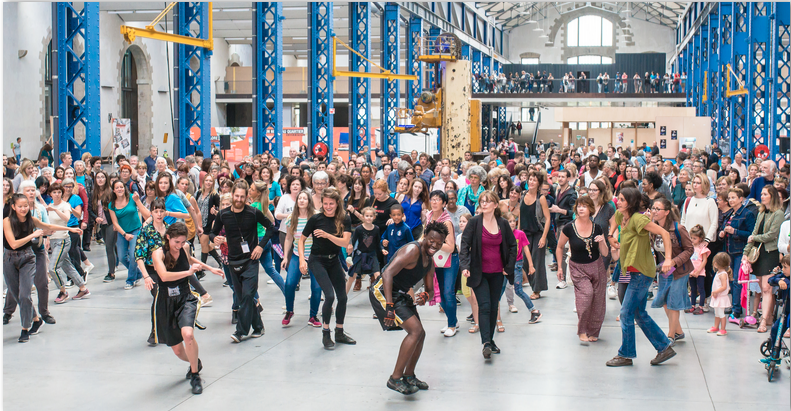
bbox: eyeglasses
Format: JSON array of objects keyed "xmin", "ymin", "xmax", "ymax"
[
  {"xmin": 651, "ymin": 207, "xmax": 666, "ymax": 212},
  {"xmin": 406, "ymin": 172, "xmax": 415, "ymax": 175}
]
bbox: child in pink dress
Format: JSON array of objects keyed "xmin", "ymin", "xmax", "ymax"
[
  {"xmin": 708, "ymin": 252, "xmax": 733, "ymax": 336},
  {"xmin": 688, "ymin": 225, "xmax": 710, "ymax": 315}
]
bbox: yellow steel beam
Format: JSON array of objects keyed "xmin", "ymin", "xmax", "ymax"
[
  {"xmin": 120, "ymin": 2, "xmax": 213, "ymax": 50},
  {"xmin": 724, "ymin": 63, "xmax": 747, "ymax": 98},
  {"xmin": 331, "ymin": 36, "xmax": 417, "ymax": 81}
]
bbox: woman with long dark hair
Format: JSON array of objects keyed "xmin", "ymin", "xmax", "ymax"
[
  {"xmin": 606, "ymin": 187, "xmax": 676, "ymax": 367},
  {"xmin": 91, "ymin": 171, "xmax": 117, "ymax": 282},
  {"xmin": 495, "ymin": 175, "xmax": 514, "ymax": 201},
  {"xmin": 425, "ymin": 190, "xmax": 459, "ymax": 337},
  {"xmin": 345, "ymin": 176, "xmax": 369, "ymax": 228},
  {"xmin": 4, "ymin": 193, "xmax": 80, "ymax": 342},
  {"xmin": 281, "ymin": 190, "xmax": 321, "ymax": 327},
  {"xmin": 152, "ymin": 222, "xmax": 223, "ymax": 395},
  {"xmin": 195, "ymin": 174, "xmax": 222, "ymax": 271},
  {"xmin": 109, "ymin": 180, "xmax": 149, "ymax": 289},
  {"xmin": 518, "ymin": 170, "xmax": 551, "ymax": 300},
  {"xmin": 299, "ymin": 187, "xmax": 355, "ymax": 349},
  {"xmin": 402, "ymin": 178, "xmax": 429, "ymax": 240}
]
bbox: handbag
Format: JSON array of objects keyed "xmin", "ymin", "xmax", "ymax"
[
  {"xmin": 746, "ymin": 243, "xmax": 762, "ymax": 264},
  {"xmin": 433, "ymin": 248, "xmax": 452, "ymax": 268}
]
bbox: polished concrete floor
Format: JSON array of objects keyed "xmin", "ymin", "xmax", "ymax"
[{"xmin": 4, "ymin": 247, "xmax": 789, "ymax": 411}]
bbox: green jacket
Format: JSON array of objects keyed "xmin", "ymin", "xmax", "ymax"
[{"xmin": 743, "ymin": 209, "xmax": 785, "ymax": 254}]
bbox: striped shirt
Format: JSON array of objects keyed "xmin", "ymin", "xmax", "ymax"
[{"xmin": 285, "ymin": 215, "xmax": 314, "ymax": 258}]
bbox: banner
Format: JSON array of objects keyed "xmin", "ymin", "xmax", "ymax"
[{"xmin": 111, "ymin": 118, "xmax": 132, "ymax": 159}]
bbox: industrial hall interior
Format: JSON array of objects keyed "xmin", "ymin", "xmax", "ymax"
[{"xmin": 4, "ymin": 1, "xmax": 791, "ymax": 410}]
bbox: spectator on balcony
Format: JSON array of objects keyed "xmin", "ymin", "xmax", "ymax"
[
  {"xmin": 579, "ymin": 72, "xmax": 588, "ymax": 93},
  {"xmin": 603, "ymin": 73, "xmax": 610, "ymax": 93},
  {"xmin": 644, "ymin": 72, "xmax": 651, "ymax": 93},
  {"xmin": 634, "ymin": 73, "xmax": 642, "ymax": 93},
  {"xmin": 547, "ymin": 73, "xmax": 555, "ymax": 92},
  {"xmin": 622, "ymin": 72, "xmax": 628, "ymax": 93},
  {"xmin": 615, "ymin": 72, "xmax": 621, "ymax": 93},
  {"xmin": 597, "ymin": 73, "xmax": 603, "ymax": 93}
]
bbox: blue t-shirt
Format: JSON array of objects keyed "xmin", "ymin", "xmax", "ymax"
[
  {"xmin": 269, "ymin": 181, "xmax": 282, "ymax": 212},
  {"xmin": 76, "ymin": 175, "xmax": 86, "ymax": 186},
  {"xmin": 164, "ymin": 193, "xmax": 189, "ymax": 225},
  {"xmin": 67, "ymin": 195, "xmax": 83, "ymax": 227},
  {"xmin": 401, "ymin": 198, "xmax": 423, "ymax": 230}
]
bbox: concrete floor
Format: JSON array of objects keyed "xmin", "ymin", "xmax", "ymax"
[{"xmin": 3, "ymin": 247, "xmax": 789, "ymax": 411}]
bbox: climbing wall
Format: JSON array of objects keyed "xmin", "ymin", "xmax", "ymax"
[{"xmin": 441, "ymin": 60, "xmax": 471, "ymax": 165}]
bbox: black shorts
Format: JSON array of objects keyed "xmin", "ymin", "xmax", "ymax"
[
  {"xmin": 369, "ymin": 278, "xmax": 419, "ymax": 331},
  {"xmin": 153, "ymin": 285, "xmax": 200, "ymax": 347}
]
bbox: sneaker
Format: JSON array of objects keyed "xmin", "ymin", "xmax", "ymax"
[
  {"xmin": 72, "ymin": 289, "xmax": 91, "ymax": 300},
  {"xmin": 55, "ymin": 291, "xmax": 69, "ymax": 304},
  {"xmin": 403, "ymin": 375, "xmax": 429, "ymax": 390},
  {"xmin": 717, "ymin": 329, "xmax": 727, "ymax": 336},
  {"xmin": 251, "ymin": 327, "xmax": 264, "ymax": 338},
  {"xmin": 282, "ymin": 311, "xmax": 294, "ymax": 326},
  {"xmin": 3, "ymin": 313, "xmax": 11, "ymax": 324},
  {"xmin": 456, "ymin": 296, "xmax": 461, "ymax": 306},
  {"xmin": 606, "ymin": 356, "xmax": 633, "ymax": 367},
  {"xmin": 335, "ymin": 328, "xmax": 356, "ymax": 345},
  {"xmin": 387, "ymin": 376, "xmax": 418, "ymax": 395},
  {"xmin": 529, "ymin": 310, "xmax": 543, "ymax": 324},
  {"xmin": 190, "ymin": 374, "xmax": 203, "ymax": 395},
  {"xmin": 222, "ymin": 280, "xmax": 229, "ymax": 287},
  {"xmin": 482, "ymin": 343, "xmax": 493, "ymax": 359},
  {"xmin": 466, "ymin": 313, "xmax": 474, "ymax": 322},
  {"xmin": 83, "ymin": 262, "xmax": 95, "ymax": 276},
  {"xmin": 556, "ymin": 281, "xmax": 568, "ymax": 289},
  {"xmin": 509, "ymin": 305, "xmax": 518, "ymax": 313},
  {"xmin": 607, "ymin": 285, "xmax": 617, "ymax": 300},
  {"xmin": 673, "ymin": 332, "xmax": 685, "ymax": 340},
  {"xmin": 65, "ymin": 280, "xmax": 74, "ymax": 289},
  {"xmin": 103, "ymin": 274, "xmax": 115, "ymax": 283},
  {"xmin": 684, "ymin": 307, "xmax": 695, "ymax": 313},
  {"xmin": 200, "ymin": 295, "xmax": 213, "ymax": 307},
  {"xmin": 230, "ymin": 332, "xmax": 244, "ymax": 343},
  {"xmin": 134, "ymin": 279, "xmax": 143, "ymax": 287},
  {"xmin": 322, "ymin": 329, "xmax": 335, "ymax": 349},
  {"xmin": 29, "ymin": 318, "xmax": 43, "ymax": 335},
  {"xmin": 693, "ymin": 307, "xmax": 705, "ymax": 315},
  {"xmin": 96, "ymin": 239, "xmax": 105, "ymax": 245},
  {"xmin": 548, "ymin": 263, "xmax": 558, "ymax": 271},
  {"xmin": 647, "ymin": 291, "xmax": 654, "ymax": 301},
  {"xmin": 124, "ymin": 283, "xmax": 134, "ymax": 290},
  {"xmin": 267, "ymin": 279, "xmax": 275, "ymax": 284},
  {"xmin": 702, "ymin": 303, "xmax": 710, "ymax": 313},
  {"xmin": 707, "ymin": 326, "xmax": 719, "ymax": 333},
  {"xmin": 194, "ymin": 320, "xmax": 206, "ymax": 330},
  {"xmin": 650, "ymin": 346, "xmax": 676, "ymax": 365},
  {"xmin": 196, "ymin": 271, "xmax": 206, "ymax": 281},
  {"xmin": 186, "ymin": 359, "xmax": 203, "ymax": 379},
  {"xmin": 231, "ymin": 310, "xmax": 238, "ymax": 325},
  {"xmin": 444, "ymin": 327, "xmax": 458, "ymax": 337},
  {"xmin": 18, "ymin": 329, "xmax": 30, "ymax": 343},
  {"xmin": 440, "ymin": 326, "xmax": 448, "ymax": 334},
  {"xmin": 307, "ymin": 317, "xmax": 321, "ymax": 327}
]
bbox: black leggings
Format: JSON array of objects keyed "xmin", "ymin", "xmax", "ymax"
[
  {"xmin": 473, "ymin": 272, "xmax": 505, "ymax": 345},
  {"xmin": 617, "ymin": 282, "xmax": 629, "ymax": 304},
  {"xmin": 68, "ymin": 231, "xmax": 86, "ymax": 278},
  {"xmin": 309, "ymin": 254, "xmax": 347, "ymax": 326}
]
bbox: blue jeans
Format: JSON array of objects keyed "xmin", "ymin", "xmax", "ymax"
[
  {"xmin": 225, "ymin": 264, "xmax": 259, "ymax": 310},
  {"xmin": 512, "ymin": 261, "xmax": 535, "ymax": 311},
  {"xmin": 258, "ymin": 239, "xmax": 285, "ymax": 294},
  {"xmin": 618, "ymin": 272, "xmax": 671, "ymax": 358},
  {"xmin": 730, "ymin": 254, "xmax": 743, "ymax": 317},
  {"xmin": 117, "ymin": 229, "xmax": 142, "ymax": 285},
  {"xmin": 284, "ymin": 255, "xmax": 321, "ymax": 318},
  {"xmin": 434, "ymin": 253, "xmax": 459, "ymax": 328}
]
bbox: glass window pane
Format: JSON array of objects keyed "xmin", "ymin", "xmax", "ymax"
[
  {"xmin": 578, "ymin": 55, "xmax": 602, "ymax": 64},
  {"xmin": 521, "ymin": 108, "xmax": 530, "ymax": 121},
  {"xmin": 590, "ymin": 122, "xmax": 599, "ymax": 129},
  {"xmin": 521, "ymin": 57, "xmax": 539, "ymax": 64},
  {"xmin": 579, "ymin": 15, "xmax": 602, "ymax": 47},
  {"xmin": 567, "ymin": 56, "xmax": 578, "ymax": 64},
  {"xmin": 602, "ymin": 18, "xmax": 613, "ymax": 46},
  {"xmin": 579, "ymin": 122, "xmax": 588, "ymax": 130},
  {"xmin": 602, "ymin": 56, "xmax": 613, "ymax": 64},
  {"xmin": 567, "ymin": 18, "xmax": 578, "ymax": 47}
]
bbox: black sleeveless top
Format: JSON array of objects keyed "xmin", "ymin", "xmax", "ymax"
[
  {"xmin": 384, "ymin": 241, "xmax": 433, "ymax": 293},
  {"xmin": 519, "ymin": 195, "xmax": 541, "ymax": 235},
  {"xmin": 159, "ymin": 248, "xmax": 191, "ymax": 291},
  {"xmin": 3, "ymin": 216, "xmax": 34, "ymax": 250}
]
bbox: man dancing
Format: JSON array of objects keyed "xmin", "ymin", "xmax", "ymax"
[{"xmin": 370, "ymin": 221, "xmax": 448, "ymax": 395}]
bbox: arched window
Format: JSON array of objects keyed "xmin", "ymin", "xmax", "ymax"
[
  {"xmin": 567, "ymin": 56, "xmax": 613, "ymax": 64},
  {"xmin": 567, "ymin": 15, "xmax": 613, "ymax": 47}
]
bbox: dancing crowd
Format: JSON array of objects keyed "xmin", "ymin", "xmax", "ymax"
[{"xmin": 3, "ymin": 139, "xmax": 790, "ymax": 395}]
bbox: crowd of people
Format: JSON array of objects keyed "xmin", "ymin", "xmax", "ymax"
[
  {"xmin": 3, "ymin": 138, "xmax": 790, "ymax": 395},
  {"xmin": 475, "ymin": 71, "xmax": 687, "ymax": 94}
]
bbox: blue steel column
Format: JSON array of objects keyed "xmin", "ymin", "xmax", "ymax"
[
  {"xmin": 52, "ymin": 2, "xmax": 100, "ymax": 162},
  {"xmin": 731, "ymin": 2, "xmax": 748, "ymax": 157},
  {"xmin": 707, "ymin": 12, "xmax": 720, "ymax": 146},
  {"xmin": 481, "ymin": 104, "xmax": 491, "ymax": 149},
  {"xmin": 497, "ymin": 106, "xmax": 506, "ymax": 141},
  {"xmin": 460, "ymin": 44, "xmax": 471, "ymax": 60},
  {"xmin": 692, "ymin": 31, "xmax": 702, "ymax": 114},
  {"xmin": 407, "ymin": 16, "xmax": 423, "ymax": 109},
  {"xmin": 718, "ymin": 3, "xmax": 733, "ymax": 155},
  {"xmin": 472, "ymin": 49, "xmax": 482, "ymax": 92},
  {"xmin": 308, "ymin": 2, "xmax": 333, "ymax": 158},
  {"xmin": 747, "ymin": 3, "xmax": 769, "ymax": 159},
  {"xmin": 349, "ymin": 3, "xmax": 370, "ymax": 153},
  {"xmin": 770, "ymin": 2, "xmax": 791, "ymax": 163},
  {"xmin": 253, "ymin": 2, "xmax": 283, "ymax": 157},
  {"xmin": 174, "ymin": 2, "xmax": 212, "ymax": 157},
  {"xmin": 426, "ymin": 26, "xmax": 441, "ymax": 90},
  {"xmin": 381, "ymin": 3, "xmax": 400, "ymax": 154},
  {"xmin": 482, "ymin": 54, "xmax": 492, "ymax": 83}
]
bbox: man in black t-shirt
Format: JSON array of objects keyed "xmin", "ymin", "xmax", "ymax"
[{"xmin": 211, "ymin": 182, "xmax": 276, "ymax": 343}]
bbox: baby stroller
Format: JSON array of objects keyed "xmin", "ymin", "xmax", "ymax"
[{"xmin": 759, "ymin": 269, "xmax": 790, "ymax": 382}]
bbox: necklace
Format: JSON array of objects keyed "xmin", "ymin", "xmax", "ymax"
[{"xmin": 573, "ymin": 220, "xmax": 595, "ymax": 259}]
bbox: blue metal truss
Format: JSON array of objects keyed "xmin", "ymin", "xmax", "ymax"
[
  {"xmin": 174, "ymin": 2, "xmax": 212, "ymax": 157},
  {"xmin": 482, "ymin": 54, "xmax": 491, "ymax": 80},
  {"xmin": 707, "ymin": 12, "xmax": 720, "ymax": 147},
  {"xmin": 481, "ymin": 104, "xmax": 491, "ymax": 149},
  {"xmin": 381, "ymin": 3, "xmax": 400, "ymax": 154},
  {"xmin": 731, "ymin": 2, "xmax": 749, "ymax": 158},
  {"xmin": 308, "ymin": 2, "xmax": 333, "ymax": 158},
  {"xmin": 407, "ymin": 16, "xmax": 423, "ymax": 110},
  {"xmin": 497, "ymin": 106, "xmax": 506, "ymax": 142},
  {"xmin": 717, "ymin": 3, "xmax": 733, "ymax": 153},
  {"xmin": 770, "ymin": 2, "xmax": 791, "ymax": 163},
  {"xmin": 746, "ymin": 3, "xmax": 769, "ymax": 161},
  {"xmin": 472, "ymin": 49, "xmax": 481, "ymax": 92},
  {"xmin": 460, "ymin": 44, "xmax": 471, "ymax": 61},
  {"xmin": 349, "ymin": 2, "xmax": 370, "ymax": 153},
  {"xmin": 253, "ymin": 2, "xmax": 283, "ymax": 158},
  {"xmin": 52, "ymin": 2, "xmax": 100, "ymax": 163},
  {"xmin": 426, "ymin": 26, "xmax": 441, "ymax": 90}
]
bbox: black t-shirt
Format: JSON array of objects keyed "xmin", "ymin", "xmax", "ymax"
[
  {"xmin": 211, "ymin": 205, "xmax": 275, "ymax": 265},
  {"xmin": 562, "ymin": 222, "xmax": 604, "ymax": 264},
  {"xmin": 159, "ymin": 248, "xmax": 191, "ymax": 291},
  {"xmin": 302, "ymin": 212, "xmax": 352, "ymax": 255},
  {"xmin": 371, "ymin": 197, "xmax": 398, "ymax": 233},
  {"xmin": 351, "ymin": 225, "xmax": 380, "ymax": 254}
]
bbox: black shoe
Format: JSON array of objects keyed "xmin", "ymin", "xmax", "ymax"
[
  {"xmin": 230, "ymin": 332, "xmax": 244, "ymax": 343},
  {"xmin": 482, "ymin": 343, "xmax": 492, "ymax": 359},
  {"xmin": 103, "ymin": 273, "xmax": 115, "ymax": 283},
  {"xmin": 196, "ymin": 271, "xmax": 206, "ymax": 280},
  {"xmin": 724, "ymin": 308, "xmax": 732, "ymax": 315},
  {"xmin": 222, "ymin": 280, "xmax": 229, "ymax": 287},
  {"xmin": 296, "ymin": 283, "xmax": 300, "ymax": 291},
  {"xmin": 334, "ymin": 328, "xmax": 356, "ymax": 345},
  {"xmin": 455, "ymin": 296, "xmax": 461, "ymax": 306},
  {"xmin": 3, "ymin": 313, "xmax": 11, "ymax": 325},
  {"xmin": 231, "ymin": 310, "xmax": 238, "ymax": 324},
  {"xmin": 186, "ymin": 359, "xmax": 203, "ymax": 379},
  {"xmin": 190, "ymin": 374, "xmax": 203, "ymax": 395},
  {"xmin": 403, "ymin": 375, "xmax": 429, "ymax": 390},
  {"xmin": 148, "ymin": 332, "xmax": 157, "ymax": 346},
  {"xmin": 251, "ymin": 327, "xmax": 264, "ymax": 338},
  {"xmin": 18, "ymin": 329, "xmax": 30, "ymax": 343},
  {"xmin": 29, "ymin": 318, "xmax": 43, "ymax": 335},
  {"xmin": 257, "ymin": 303, "xmax": 264, "ymax": 313},
  {"xmin": 82, "ymin": 247, "xmax": 91, "ymax": 252},
  {"xmin": 490, "ymin": 340, "xmax": 501, "ymax": 354},
  {"xmin": 387, "ymin": 376, "xmax": 419, "ymax": 395},
  {"xmin": 194, "ymin": 320, "xmax": 206, "ymax": 330},
  {"xmin": 42, "ymin": 314, "xmax": 56, "ymax": 324},
  {"xmin": 674, "ymin": 332, "xmax": 685, "ymax": 341},
  {"xmin": 529, "ymin": 310, "xmax": 543, "ymax": 324},
  {"xmin": 466, "ymin": 313, "xmax": 474, "ymax": 322},
  {"xmin": 322, "ymin": 329, "xmax": 335, "ymax": 350},
  {"xmin": 650, "ymin": 346, "xmax": 676, "ymax": 365}
]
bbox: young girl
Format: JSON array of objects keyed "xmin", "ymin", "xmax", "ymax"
[
  {"xmin": 345, "ymin": 207, "xmax": 381, "ymax": 294},
  {"xmin": 708, "ymin": 252, "xmax": 732, "ymax": 336},
  {"xmin": 457, "ymin": 213, "xmax": 480, "ymax": 333},
  {"xmin": 688, "ymin": 224, "xmax": 710, "ymax": 315},
  {"xmin": 134, "ymin": 198, "xmax": 169, "ymax": 345},
  {"xmin": 504, "ymin": 212, "xmax": 542, "ymax": 324}
]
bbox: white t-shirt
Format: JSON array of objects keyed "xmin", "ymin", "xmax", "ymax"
[
  {"xmin": 275, "ymin": 194, "xmax": 296, "ymax": 233},
  {"xmin": 582, "ymin": 170, "xmax": 602, "ymax": 188},
  {"xmin": 48, "ymin": 201, "xmax": 73, "ymax": 240}
]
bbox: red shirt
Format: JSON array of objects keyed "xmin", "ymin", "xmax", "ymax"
[{"xmin": 481, "ymin": 225, "xmax": 504, "ymax": 273}]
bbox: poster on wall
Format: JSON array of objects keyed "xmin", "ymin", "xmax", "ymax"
[
  {"xmin": 111, "ymin": 118, "xmax": 132, "ymax": 159},
  {"xmin": 671, "ymin": 130, "xmax": 678, "ymax": 140},
  {"xmin": 660, "ymin": 139, "xmax": 667, "ymax": 149},
  {"xmin": 588, "ymin": 138, "xmax": 594, "ymax": 146},
  {"xmin": 616, "ymin": 132, "xmax": 624, "ymax": 144},
  {"xmin": 660, "ymin": 126, "xmax": 667, "ymax": 136},
  {"xmin": 210, "ymin": 127, "xmax": 252, "ymax": 163}
]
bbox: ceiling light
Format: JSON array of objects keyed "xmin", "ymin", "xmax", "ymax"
[
  {"xmin": 292, "ymin": 37, "xmax": 308, "ymax": 40},
  {"xmin": 283, "ymin": 6, "xmax": 308, "ymax": 11},
  {"xmin": 525, "ymin": 19, "xmax": 536, "ymax": 24},
  {"xmin": 108, "ymin": 10, "xmax": 134, "ymax": 15},
  {"xmin": 533, "ymin": 27, "xmax": 543, "ymax": 31},
  {"xmin": 219, "ymin": 8, "xmax": 250, "ymax": 13},
  {"xmin": 134, "ymin": 10, "xmax": 161, "ymax": 14}
]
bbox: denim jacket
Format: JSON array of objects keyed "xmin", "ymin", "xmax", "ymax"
[{"xmin": 723, "ymin": 202, "xmax": 757, "ymax": 255}]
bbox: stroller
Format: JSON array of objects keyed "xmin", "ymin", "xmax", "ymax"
[{"xmin": 759, "ymin": 267, "xmax": 790, "ymax": 382}]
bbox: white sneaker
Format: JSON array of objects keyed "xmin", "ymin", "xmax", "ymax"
[
  {"xmin": 200, "ymin": 295, "xmax": 213, "ymax": 307},
  {"xmin": 607, "ymin": 285, "xmax": 617, "ymax": 300},
  {"xmin": 556, "ymin": 281, "xmax": 567, "ymax": 289},
  {"xmin": 443, "ymin": 327, "xmax": 458, "ymax": 337},
  {"xmin": 267, "ymin": 279, "xmax": 275, "ymax": 284},
  {"xmin": 123, "ymin": 283, "xmax": 134, "ymax": 290},
  {"xmin": 83, "ymin": 262, "xmax": 95, "ymax": 276},
  {"xmin": 440, "ymin": 326, "xmax": 448, "ymax": 334},
  {"xmin": 509, "ymin": 305, "xmax": 518, "ymax": 313}
]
